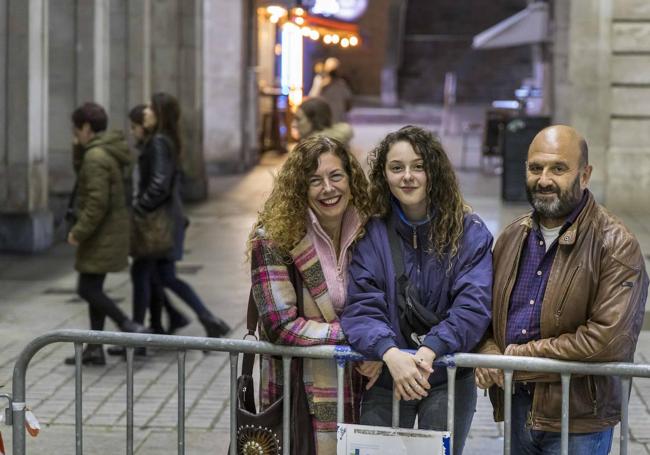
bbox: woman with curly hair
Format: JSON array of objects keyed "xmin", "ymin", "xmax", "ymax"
[
  {"xmin": 341, "ymin": 125, "xmax": 493, "ymax": 454},
  {"xmin": 248, "ymin": 135, "xmax": 371, "ymax": 453}
]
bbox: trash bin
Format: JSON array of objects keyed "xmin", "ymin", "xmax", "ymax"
[{"xmin": 501, "ymin": 116, "xmax": 550, "ymax": 202}]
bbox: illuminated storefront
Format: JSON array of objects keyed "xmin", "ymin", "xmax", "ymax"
[{"xmin": 256, "ymin": 1, "xmax": 367, "ymax": 151}]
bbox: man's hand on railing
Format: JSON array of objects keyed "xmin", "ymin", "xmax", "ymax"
[
  {"xmin": 382, "ymin": 348, "xmax": 431, "ymax": 401},
  {"xmin": 355, "ymin": 361, "xmax": 383, "ymax": 390},
  {"xmin": 475, "ymin": 367, "xmax": 504, "ymax": 389}
]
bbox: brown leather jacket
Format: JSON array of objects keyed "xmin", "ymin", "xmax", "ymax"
[{"xmin": 479, "ymin": 192, "xmax": 648, "ymax": 432}]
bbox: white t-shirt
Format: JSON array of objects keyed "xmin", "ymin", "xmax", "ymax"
[{"xmin": 540, "ymin": 223, "xmax": 562, "ymax": 252}]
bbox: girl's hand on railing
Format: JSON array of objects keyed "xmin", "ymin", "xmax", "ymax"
[
  {"xmin": 355, "ymin": 361, "xmax": 383, "ymax": 390},
  {"xmin": 414, "ymin": 346, "xmax": 436, "ymax": 381},
  {"xmin": 382, "ymin": 348, "xmax": 431, "ymax": 401}
]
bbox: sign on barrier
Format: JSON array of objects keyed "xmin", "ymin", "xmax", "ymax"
[{"xmin": 336, "ymin": 423, "xmax": 450, "ymax": 455}]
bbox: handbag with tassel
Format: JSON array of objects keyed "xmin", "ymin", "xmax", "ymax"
[{"xmin": 232, "ymin": 263, "xmax": 316, "ymax": 455}]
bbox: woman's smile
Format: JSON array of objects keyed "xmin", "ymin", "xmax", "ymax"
[{"xmin": 318, "ymin": 195, "xmax": 342, "ymax": 207}]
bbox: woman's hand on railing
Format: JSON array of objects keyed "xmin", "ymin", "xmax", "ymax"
[
  {"xmin": 382, "ymin": 348, "xmax": 431, "ymax": 401},
  {"xmin": 355, "ymin": 361, "xmax": 383, "ymax": 390}
]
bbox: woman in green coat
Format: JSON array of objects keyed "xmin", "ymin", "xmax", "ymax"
[{"xmin": 64, "ymin": 102, "xmax": 150, "ymax": 366}]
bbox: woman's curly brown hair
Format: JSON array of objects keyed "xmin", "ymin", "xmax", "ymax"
[
  {"xmin": 248, "ymin": 136, "xmax": 371, "ymax": 256},
  {"xmin": 368, "ymin": 125, "xmax": 470, "ymax": 260}
]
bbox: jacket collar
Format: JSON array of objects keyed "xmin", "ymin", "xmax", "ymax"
[
  {"xmin": 306, "ymin": 206, "xmax": 362, "ymax": 253},
  {"xmin": 390, "ymin": 199, "xmax": 432, "ymax": 245},
  {"xmin": 519, "ymin": 190, "xmax": 595, "ymax": 246}
]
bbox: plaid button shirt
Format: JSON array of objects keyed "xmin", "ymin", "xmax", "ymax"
[{"xmin": 505, "ymin": 190, "xmax": 589, "ymax": 346}]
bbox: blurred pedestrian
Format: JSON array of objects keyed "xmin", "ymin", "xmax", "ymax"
[
  {"xmin": 127, "ymin": 104, "xmax": 189, "ymax": 336},
  {"xmin": 129, "ymin": 92, "xmax": 230, "ymax": 339},
  {"xmin": 291, "ymin": 97, "xmax": 353, "ymax": 146},
  {"xmin": 320, "ymin": 57, "xmax": 352, "ymax": 124},
  {"xmin": 64, "ymin": 102, "xmax": 151, "ymax": 367},
  {"xmin": 307, "ymin": 60, "xmax": 325, "ymax": 97}
]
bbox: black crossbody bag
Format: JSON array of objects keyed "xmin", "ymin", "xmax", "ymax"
[
  {"xmin": 231, "ymin": 263, "xmax": 316, "ymax": 454},
  {"xmin": 386, "ymin": 220, "xmax": 443, "ymax": 349}
]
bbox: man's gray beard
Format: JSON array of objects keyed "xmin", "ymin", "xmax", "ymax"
[{"xmin": 526, "ymin": 176, "xmax": 582, "ymax": 220}]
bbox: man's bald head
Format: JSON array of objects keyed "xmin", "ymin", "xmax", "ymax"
[
  {"xmin": 525, "ymin": 125, "xmax": 593, "ymax": 227},
  {"xmin": 529, "ymin": 125, "xmax": 588, "ymax": 168}
]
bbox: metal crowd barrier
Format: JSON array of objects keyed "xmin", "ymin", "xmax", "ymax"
[{"xmin": 6, "ymin": 329, "xmax": 650, "ymax": 455}]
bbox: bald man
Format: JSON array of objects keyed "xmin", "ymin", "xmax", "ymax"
[{"xmin": 476, "ymin": 125, "xmax": 648, "ymax": 454}]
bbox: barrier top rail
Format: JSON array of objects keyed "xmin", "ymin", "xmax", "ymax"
[{"xmin": 13, "ymin": 330, "xmax": 650, "ymax": 383}]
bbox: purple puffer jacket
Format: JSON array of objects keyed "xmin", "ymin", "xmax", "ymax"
[{"xmin": 341, "ymin": 206, "xmax": 493, "ymax": 386}]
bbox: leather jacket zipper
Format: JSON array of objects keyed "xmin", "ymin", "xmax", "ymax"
[
  {"xmin": 498, "ymin": 231, "xmax": 527, "ymax": 343},
  {"xmin": 412, "ymin": 226, "xmax": 417, "ymax": 250},
  {"xmin": 554, "ymin": 265, "xmax": 581, "ymax": 326}
]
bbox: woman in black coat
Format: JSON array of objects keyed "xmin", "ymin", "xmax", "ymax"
[
  {"xmin": 126, "ymin": 104, "xmax": 188, "ymax": 335},
  {"xmin": 130, "ymin": 92, "xmax": 230, "ymax": 339}
]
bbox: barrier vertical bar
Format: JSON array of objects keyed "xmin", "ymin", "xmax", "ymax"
[
  {"xmin": 126, "ymin": 347, "xmax": 134, "ymax": 455},
  {"xmin": 392, "ymin": 390, "xmax": 400, "ymax": 428},
  {"xmin": 503, "ymin": 370, "xmax": 513, "ymax": 455},
  {"xmin": 560, "ymin": 373, "xmax": 571, "ymax": 455},
  {"xmin": 74, "ymin": 342, "xmax": 83, "ymax": 455},
  {"xmin": 178, "ymin": 350, "xmax": 186, "ymax": 455},
  {"xmin": 282, "ymin": 356, "xmax": 292, "ymax": 455},
  {"xmin": 229, "ymin": 353, "xmax": 238, "ymax": 455},
  {"xmin": 447, "ymin": 367, "xmax": 457, "ymax": 455},
  {"xmin": 337, "ymin": 364, "xmax": 345, "ymax": 423},
  {"xmin": 620, "ymin": 376, "xmax": 631, "ymax": 455}
]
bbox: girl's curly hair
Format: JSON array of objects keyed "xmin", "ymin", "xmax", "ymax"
[
  {"xmin": 367, "ymin": 125, "xmax": 470, "ymax": 260},
  {"xmin": 248, "ymin": 136, "xmax": 371, "ymax": 255}
]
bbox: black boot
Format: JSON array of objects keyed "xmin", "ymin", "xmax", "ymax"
[
  {"xmin": 119, "ymin": 319, "xmax": 153, "ymax": 334},
  {"xmin": 64, "ymin": 344, "xmax": 106, "ymax": 366},
  {"xmin": 198, "ymin": 313, "xmax": 231, "ymax": 338}
]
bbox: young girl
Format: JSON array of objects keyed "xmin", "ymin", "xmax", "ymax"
[{"xmin": 341, "ymin": 125, "xmax": 493, "ymax": 454}]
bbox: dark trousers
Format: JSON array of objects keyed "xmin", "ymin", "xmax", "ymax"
[
  {"xmin": 360, "ymin": 371, "xmax": 476, "ymax": 454},
  {"xmin": 131, "ymin": 259, "xmax": 155, "ymax": 324},
  {"xmin": 131, "ymin": 258, "xmax": 210, "ymax": 325},
  {"xmin": 78, "ymin": 273, "xmax": 128, "ymax": 331},
  {"xmin": 511, "ymin": 387, "xmax": 614, "ymax": 454},
  {"xmin": 156, "ymin": 259, "xmax": 210, "ymax": 316}
]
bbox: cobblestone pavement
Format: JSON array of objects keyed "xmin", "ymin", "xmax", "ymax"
[{"xmin": 1, "ymin": 114, "xmax": 650, "ymax": 453}]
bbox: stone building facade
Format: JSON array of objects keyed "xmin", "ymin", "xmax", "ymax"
[
  {"xmin": 554, "ymin": 0, "xmax": 650, "ymax": 211},
  {"xmin": 0, "ymin": 0, "xmax": 257, "ymax": 252}
]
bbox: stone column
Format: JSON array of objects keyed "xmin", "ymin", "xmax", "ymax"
[
  {"xmin": 554, "ymin": 0, "xmax": 612, "ymax": 203},
  {"xmin": 127, "ymin": 0, "xmax": 152, "ymax": 106},
  {"xmin": 150, "ymin": 0, "xmax": 180, "ymax": 94},
  {"xmin": 242, "ymin": 0, "xmax": 259, "ymax": 168},
  {"xmin": 148, "ymin": 0, "xmax": 208, "ymax": 200},
  {"xmin": 76, "ymin": 0, "xmax": 111, "ymax": 107},
  {"xmin": 48, "ymin": 0, "xmax": 78, "ymax": 240},
  {"xmin": 203, "ymin": 0, "xmax": 251, "ymax": 173},
  {"xmin": 109, "ymin": 0, "xmax": 128, "ymax": 131},
  {"xmin": 178, "ymin": 0, "xmax": 207, "ymax": 201},
  {"xmin": 0, "ymin": 0, "xmax": 52, "ymax": 252}
]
